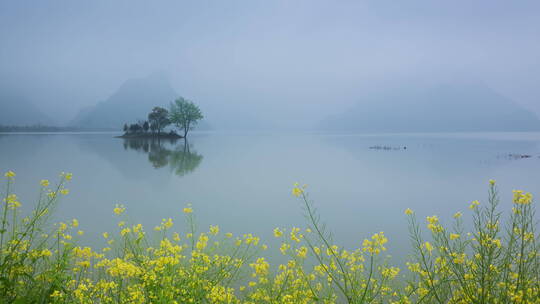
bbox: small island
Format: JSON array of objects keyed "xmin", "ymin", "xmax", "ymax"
[
  {"xmin": 117, "ymin": 129, "xmax": 183, "ymax": 139},
  {"xmin": 117, "ymin": 97, "xmax": 203, "ymax": 139}
]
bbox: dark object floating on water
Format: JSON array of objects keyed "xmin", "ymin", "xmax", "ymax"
[
  {"xmin": 507, "ymin": 154, "xmax": 532, "ymax": 160},
  {"xmin": 369, "ymin": 145, "xmax": 406, "ymax": 151}
]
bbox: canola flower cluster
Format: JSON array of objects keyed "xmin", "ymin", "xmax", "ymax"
[{"xmin": 0, "ymin": 172, "xmax": 539, "ymax": 303}]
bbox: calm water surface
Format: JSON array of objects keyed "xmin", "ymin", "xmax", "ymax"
[{"xmin": 1, "ymin": 132, "xmax": 540, "ymax": 264}]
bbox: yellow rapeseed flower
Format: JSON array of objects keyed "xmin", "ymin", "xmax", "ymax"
[
  {"xmin": 450, "ymin": 233, "xmax": 460, "ymax": 240},
  {"xmin": 58, "ymin": 222, "xmax": 67, "ymax": 232},
  {"xmin": 512, "ymin": 190, "xmax": 533, "ymax": 205},
  {"xmin": 289, "ymin": 227, "xmax": 302, "ymax": 242},
  {"xmin": 120, "ymin": 227, "xmax": 131, "ymax": 236},
  {"xmin": 196, "ymin": 233, "xmax": 209, "ymax": 250},
  {"xmin": 249, "ymin": 257, "xmax": 269, "ymax": 277},
  {"xmin": 50, "ymin": 290, "xmax": 63, "ymax": 298},
  {"xmin": 280, "ymin": 243, "xmax": 290, "ymax": 255},
  {"xmin": 4, "ymin": 171, "xmax": 15, "ymax": 178},
  {"xmin": 209, "ymin": 225, "xmax": 219, "ymax": 235},
  {"xmin": 426, "ymin": 215, "xmax": 439, "ymax": 225},
  {"xmin": 296, "ymin": 246, "xmax": 308, "ymax": 259},
  {"xmin": 469, "ymin": 200, "xmax": 480, "ymax": 209},
  {"xmin": 381, "ymin": 266, "xmax": 400, "ymax": 279},
  {"xmin": 132, "ymin": 223, "xmax": 142, "ymax": 233},
  {"xmin": 162, "ymin": 218, "xmax": 173, "ymax": 229},
  {"xmin": 362, "ymin": 232, "xmax": 388, "ymax": 255},
  {"xmin": 292, "ymin": 182, "xmax": 306, "ymax": 197},
  {"xmin": 47, "ymin": 191, "xmax": 56, "ymax": 199},
  {"xmin": 40, "ymin": 179, "xmax": 50, "ymax": 187},
  {"xmin": 405, "ymin": 208, "xmax": 413, "ymax": 215},
  {"xmin": 426, "ymin": 215, "xmax": 443, "ymax": 233},
  {"xmin": 6, "ymin": 194, "xmax": 21, "ymax": 209},
  {"xmin": 273, "ymin": 227, "xmax": 283, "ymax": 238},
  {"xmin": 453, "ymin": 212, "xmax": 462, "ymax": 219},
  {"xmin": 424, "ymin": 242, "xmax": 433, "ymax": 254},
  {"xmin": 183, "ymin": 207, "xmax": 193, "ymax": 214},
  {"xmin": 113, "ymin": 204, "xmax": 125, "ymax": 215}
]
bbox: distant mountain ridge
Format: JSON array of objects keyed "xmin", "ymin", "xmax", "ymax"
[
  {"xmin": 70, "ymin": 74, "xmax": 178, "ymax": 129},
  {"xmin": 0, "ymin": 86, "xmax": 54, "ymax": 126},
  {"xmin": 319, "ymin": 83, "xmax": 540, "ymax": 132}
]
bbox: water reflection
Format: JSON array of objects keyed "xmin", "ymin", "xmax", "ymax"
[
  {"xmin": 122, "ymin": 138, "xmax": 203, "ymax": 176},
  {"xmin": 2, "ymin": 133, "xmax": 540, "ymax": 265}
]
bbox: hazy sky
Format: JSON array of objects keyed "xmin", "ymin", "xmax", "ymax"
[{"xmin": 1, "ymin": 0, "xmax": 539, "ymax": 127}]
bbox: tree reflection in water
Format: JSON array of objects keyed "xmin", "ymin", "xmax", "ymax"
[{"xmin": 122, "ymin": 138, "xmax": 203, "ymax": 176}]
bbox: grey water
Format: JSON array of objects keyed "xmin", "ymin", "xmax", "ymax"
[{"xmin": 1, "ymin": 132, "xmax": 540, "ymax": 265}]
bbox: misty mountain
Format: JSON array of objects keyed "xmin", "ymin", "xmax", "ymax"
[
  {"xmin": 0, "ymin": 86, "xmax": 53, "ymax": 126},
  {"xmin": 319, "ymin": 83, "xmax": 540, "ymax": 132},
  {"xmin": 70, "ymin": 74, "xmax": 179, "ymax": 129}
]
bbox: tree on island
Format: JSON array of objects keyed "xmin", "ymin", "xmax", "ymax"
[
  {"xmin": 129, "ymin": 123, "xmax": 141, "ymax": 133},
  {"xmin": 169, "ymin": 97, "xmax": 203, "ymax": 138},
  {"xmin": 148, "ymin": 107, "xmax": 170, "ymax": 136},
  {"xmin": 143, "ymin": 121, "xmax": 149, "ymax": 133}
]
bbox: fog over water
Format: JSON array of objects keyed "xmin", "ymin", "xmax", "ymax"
[
  {"xmin": 1, "ymin": 0, "xmax": 540, "ymax": 130},
  {"xmin": 2, "ymin": 1, "xmax": 540, "ymax": 269},
  {"xmin": 1, "ymin": 132, "xmax": 540, "ymax": 264}
]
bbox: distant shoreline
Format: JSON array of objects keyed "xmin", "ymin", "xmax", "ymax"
[{"xmin": 0, "ymin": 125, "xmax": 115, "ymax": 133}]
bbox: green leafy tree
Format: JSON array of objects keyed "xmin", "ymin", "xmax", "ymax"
[
  {"xmin": 169, "ymin": 97, "xmax": 203, "ymax": 138},
  {"xmin": 150, "ymin": 122, "xmax": 157, "ymax": 133},
  {"xmin": 148, "ymin": 107, "xmax": 170, "ymax": 136},
  {"xmin": 129, "ymin": 123, "xmax": 141, "ymax": 133}
]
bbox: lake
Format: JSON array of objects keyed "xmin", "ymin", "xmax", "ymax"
[{"xmin": 1, "ymin": 131, "xmax": 539, "ymax": 265}]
